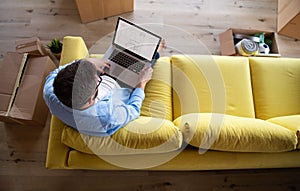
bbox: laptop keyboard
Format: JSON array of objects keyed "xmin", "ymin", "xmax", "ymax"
[{"xmin": 109, "ymin": 49, "xmax": 145, "ymax": 74}]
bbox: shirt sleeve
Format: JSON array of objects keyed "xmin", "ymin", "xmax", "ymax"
[{"xmin": 106, "ymin": 88, "xmax": 145, "ymax": 135}]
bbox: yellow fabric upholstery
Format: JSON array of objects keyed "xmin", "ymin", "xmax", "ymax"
[
  {"xmin": 249, "ymin": 57, "xmax": 300, "ymax": 120},
  {"xmin": 46, "ymin": 36, "xmax": 89, "ymax": 168},
  {"xmin": 46, "ymin": 36, "xmax": 300, "ymax": 170},
  {"xmin": 173, "ymin": 113, "xmax": 297, "ymax": 152},
  {"xmin": 67, "ymin": 147, "xmax": 300, "ymax": 170},
  {"xmin": 89, "ymin": 55, "xmax": 173, "ymax": 120},
  {"xmin": 267, "ymin": 115, "xmax": 300, "ymax": 149},
  {"xmin": 60, "ymin": 36, "xmax": 89, "ymax": 66},
  {"xmin": 171, "ymin": 55, "xmax": 255, "ymax": 119},
  {"xmin": 61, "ymin": 116, "xmax": 182, "ymax": 155},
  {"xmin": 46, "ymin": 116, "xmax": 70, "ymax": 169},
  {"xmin": 141, "ymin": 57, "xmax": 173, "ymax": 120}
]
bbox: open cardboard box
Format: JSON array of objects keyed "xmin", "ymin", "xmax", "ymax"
[
  {"xmin": 75, "ymin": 0, "xmax": 134, "ymax": 23},
  {"xmin": 15, "ymin": 37, "xmax": 48, "ymax": 56},
  {"xmin": 0, "ymin": 52, "xmax": 56, "ymax": 126},
  {"xmin": 219, "ymin": 28, "xmax": 281, "ymax": 57},
  {"xmin": 15, "ymin": 37, "xmax": 60, "ymax": 67},
  {"xmin": 277, "ymin": 0, "xmax": 300, "ymax": 40}
]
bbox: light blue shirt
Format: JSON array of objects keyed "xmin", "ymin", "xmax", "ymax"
[{"xmin": 43, "ymin": 64, "xmax": 145, "ymax": 137}]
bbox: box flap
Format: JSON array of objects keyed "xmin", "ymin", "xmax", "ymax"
[
  {"xmin": 0, "ymin": 52, "xmax": 26, "ymax": 94},
  {"xmin": 9, "ymin": 56, "xmax": 56, "ymax": 125},
  {"xmin": 15, "ymin": 37, "xmax": 48, "ymax": 56},
  {"xmin": 0, "ymin": 94, "xmax": 12, "ymax": 114},
  {"xmin": 0, "ymin": 52, "xmax": 28, "ymax": 114},
  {"xmin": 219, "ymin": 29, "xmax": 236, "ymax": 56}
]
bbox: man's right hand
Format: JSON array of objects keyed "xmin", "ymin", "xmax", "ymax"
[
  {"xmin": 85, "ymin": 58, "xmax": 110, "ymax": 74},
  {"xmin": 136, "ymin": 66, "xmax": 153, "ymax": 90}
]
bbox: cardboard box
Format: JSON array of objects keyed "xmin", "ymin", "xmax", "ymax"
[
  {"xmin": 75, "ymin": 0, "xmax": 134, "ymax": 23},
  {"xmin": 219, "ymin": 28, "xmax": 280, "ymax": 57},
  {"xmin": 16, "ymin": 37, "xmax": 60, "ymax": 67},
  {"xmin": 0, "ymin": 52, "xmax": 56, "ymax": 126},
  {"xmin": 0, "ymin": 52, "xmax": 27, "ymax": 123},
  {"xmin": 16, "ymin": 37, "xmax": 48, "ymax": 56},
  {"xmin": 277, "ymin": 0, "xmax": 300, "ymax": 40}
]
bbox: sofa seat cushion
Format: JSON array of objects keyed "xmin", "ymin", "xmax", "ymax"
[
  {"xmin": 173, "ymin": 113, "xmax": 297, "ymax": 152},
  {"xmin": 249, "ymin": 57, "xmax": 300, "ymax": 120},
  {"xmin": 267, "ymin": 115, "xmax": 300, "ymax": 149},
  {"xmin": 61, "ymin": 116, "xmax": 183, "ymax": 155},
  {"xmin": 171, "ymin": 55, "xmax": 255, "ymax": 119}
]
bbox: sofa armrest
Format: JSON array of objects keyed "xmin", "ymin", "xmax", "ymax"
[
  {"xmin": 46, "ymin": 116, "xmax": 70, "ymax": 169},
  {"xmin": 59, "ymin": 36, "xmax": 89, "ymax": 66},
  {"xmin": 46, "ymin": 36, "xmax": 89, "ymax": 168}
]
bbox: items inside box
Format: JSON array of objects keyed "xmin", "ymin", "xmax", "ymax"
[
  {"xmin": 234, "ymin": 33, "xmax": 273, "ymax": 56},
  {"xmin": 219, "ymin": 28, "xmax": 281, "ymax": 57}
]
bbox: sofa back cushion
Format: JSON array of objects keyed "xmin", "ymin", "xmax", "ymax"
[
  {"xmin": 173, "ymin": 113, "xmax": 297, "ymax": 152},
  {"xmin": 61, "ymin": 116, "xmax": 183, "ymax": 155},
  {"xmin": 249, "ymin": 57, "xmax": 300, "ymax": 120},
  {"xmin": 141, "ymin": 57, "xmax": 173, "ymax": 121},
  {"xmin": 171, "ymin": 55, "xmax": 255, "ymax": 119},
  {"xmin": 60, "ymin": 36, "xmax": 89, "ymax": 66}
]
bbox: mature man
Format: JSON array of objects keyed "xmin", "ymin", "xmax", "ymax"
[{"xmin": 43, "ymin": 56, "xmax": 155, "ymax": 136}]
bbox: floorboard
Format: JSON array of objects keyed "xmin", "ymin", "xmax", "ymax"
[{"xmin": 0, "ymin": 0, "xmax": 300, "ymax": 190}]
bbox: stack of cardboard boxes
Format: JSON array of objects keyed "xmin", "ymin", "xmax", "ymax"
[{"xmin": 0, "ymin": 37, "xmax": 57, "ymax": 126}]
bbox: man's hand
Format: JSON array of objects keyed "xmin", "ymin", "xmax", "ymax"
[
  {"xmin": 136, "ymin": 66, "xmax": 153, "ymax": 90},
  {"xmin": 85, "ymin": 58, "xmax": 110, "ymax": 74}
]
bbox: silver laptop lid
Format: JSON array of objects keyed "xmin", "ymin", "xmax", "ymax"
[{"xmin": 112, "ymin": 17, "xmax": 162, "ymax": 62}]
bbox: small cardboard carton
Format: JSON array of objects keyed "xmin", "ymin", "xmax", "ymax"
[
  {"xmin": 75, "ymin": 0, "xmax": 134, "ymax": 23},
  {"xmin": 15, "ymin": 37, "xmax": 60, "ymax": 67},
  {"xmin": 0, "ymin": 52, "xmax": 56, "ymax": 126},
  {"xmin": 16, "ymin": 37, "xmax": 48, "ymax": 56},
  {"xmin": 219, "ymin": 28, "xmax": 280, "ymax": 57},
  {"xmin": 277, "ymin": 0, "xmax": 300, "ymax": 40}
]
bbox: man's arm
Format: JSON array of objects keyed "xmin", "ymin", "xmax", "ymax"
[{"xmin": 103, "ymin": 66, "xmax": 153, "ymax": 135}]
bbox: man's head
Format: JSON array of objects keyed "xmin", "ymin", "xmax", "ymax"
[{"xmin": 53, "ymin": 60, "xmax": 99, "ymax": 109}]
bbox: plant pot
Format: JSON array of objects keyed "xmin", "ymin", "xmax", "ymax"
[{"xmin": 52, "ymin": 52, "xmax": 61, "ymax": 60}]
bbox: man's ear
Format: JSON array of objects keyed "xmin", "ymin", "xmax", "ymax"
[{"xmin": 87, "ymin": 96, "xmax": 94, "ymax": 105}]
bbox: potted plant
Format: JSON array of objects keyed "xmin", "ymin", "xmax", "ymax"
[{"xmin": 47, "ymin": 38, "xmax": 63, "ymax": 59}]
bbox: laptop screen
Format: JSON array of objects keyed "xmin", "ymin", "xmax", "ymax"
[{"xmin": 113, "ymin": 18, "xmax": 161, "ymax": 62}]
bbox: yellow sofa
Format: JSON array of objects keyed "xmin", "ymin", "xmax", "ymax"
[{"xmin": 46, "ymin": 36, "xmax": 300, "ymax": 170}]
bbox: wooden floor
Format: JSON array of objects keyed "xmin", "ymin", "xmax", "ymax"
[{"xmin": 1, "ymin": 0, "xmax": 300, "ymax": 190}]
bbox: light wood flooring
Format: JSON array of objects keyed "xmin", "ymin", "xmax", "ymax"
[{"xmin": 0, "ymin": 0, "xmax": 300, "ymax": 190}]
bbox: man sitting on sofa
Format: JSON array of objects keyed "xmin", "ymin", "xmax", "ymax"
[
  {"xmin": 43, "ymin": 40, "xmax": 165, "ymax": 137},
  {"xmin": 43, "ymin": 57, "xmax": 154, "ymax": 137}
]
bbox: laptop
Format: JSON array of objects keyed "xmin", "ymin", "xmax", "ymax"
[{"xmin": 103, "ymin": 17, "xmax": 162, "ymax": 88}]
